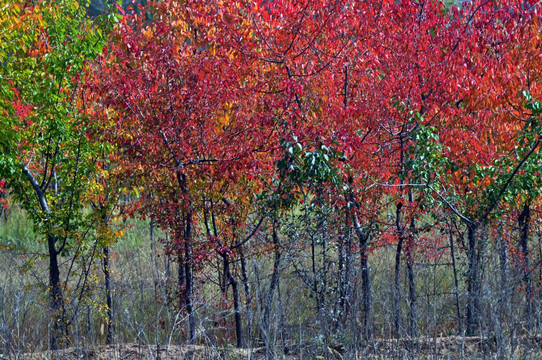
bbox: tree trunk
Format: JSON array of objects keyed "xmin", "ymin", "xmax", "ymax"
[
  {"xmin": 240, "ymin": 249, "xmax": 252, "ymax": 345},
  {"xmin": 338, "ymin": 230, "xmax": 345, "ymax": 318},
  {"xmin": 263, "ymin": 216, "xmax": 281, "ymax": 360},
  {"xmin": 518, "ymin": 203, "xmax": 534, "ymax": 331},
  {"xmin": 184, "ymin": 238, "xmax": 196, "ymax": 343},
  {"xmin": 23, "ymin": 168, "xmax": 65, "ymax": 350},
  {"xmin": 103, "ymin": 246, "xmax": 114, "ymax": 344},
  {"xmin": 225, "ymin": 257, "xmax": 243, "ymax": 348},
  {"xmin": 466, "ymin": 223, "xmax": 480, "ymax": 335},
  {"xmin": 177, "ymin": 234, "xmax": 195, "ymax": 344},
  {"xmin": 360, "ymin": 232, "xmax": 372, "ymax": 341},
  {"xmin": 449, "ymin": 223, "xmax": 462, "ymax": 334},
  {"xmin": 406, "ymin": 253, "xmax": 417, "ymax": 338},
  {"xmin": 496, "ymin": 221, "xmax": 510, "ymax": 336},
  {"xmin": 176, "ymin": 170, "xmax": 196, "ymax": 343},
  {"xmin": 406, "ymin": 192, "xmax": 417, "ymax": 339},
  {"xmin": 394, "ymin": 202, "xmax": 404, "ymax": 338},
  {"xmin": 48, "ymin": 233, "xmax": 64, "ymax": 350},
  {"xmin": 344, "ymin": 225, "xmax": 352, "ymax": 318},
  {"xmin": 337, "ymin": 220, "xmax": 353, "ymax": 330},
  {"xmin": 394, "ymin": 235, "xmax": 404, "ymax": 338},
  {"xmin": 320, "ymin": 219, "xmax": 328, "ymax": 343},
  {"xmin": 351, "ymin": 201, "xmax": 373, "ymax": 341},
  {"xmin": 178, "ymin": 254, "xmax": 186, "ymax": 305}
]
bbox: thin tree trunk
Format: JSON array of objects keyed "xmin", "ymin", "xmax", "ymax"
[
  {"xmin": 393, "ymin": 133, "xmax": 407, "ymax": 340},
  {"xmin": 449, "ymin": 223, "xmax": 463, "ymax": 334},
  {"xmin": 344, "ymin": 223, "xmax": 352, "ymax": 317},
  {"xmin": 360, "ymin": 232, "xmax": 372, "ymax": 341},
  {"xmin": 263, "ymin": 216, "xmax": 281, "ymax": 360},
  {"xmin": 240, "ymin": 249, "xmax": 252, "ymax": 345},
  {"xmin": 103, "ymin": 246, "xmax": 114, "ymax": 344},
  {"xmin": 225, "ymin": 257, "xmax": 243, "ymax": 348},
  {"xmin": 466, "ymin": 223, "xmax": 480, "ymax": 335},
  {"xmin": 178, "ymin": 255, "xmax": 186, "ymax": 304},
  {"xmin": 277, "ymin": 271, "xmax": 286, "ymax": 355},
  {"xmin": 338, "ymin": 230, "xmax": 346, "ymax": 318},
  {"xmin": 48, "ymin": 233, "xmax": 64, "ymax": 350},
  {"xmin": 394, "ymin": 237, "xmax": 403, "ymax": 338},
  {"xmin": 220, "ymin": 257, "xmax": 228, "ymax": 295},
  {"xmin": 22, "ymin": 167, "xmax": 65, "ymax": 349},
  {"xmin": 394, "ymin": 202, "xmax": 404, "ymax": 338},
  {"xmin": 99, "ymin": 211, "xmax": 115, "ymax": 345},
  {"xmin": 496, "ymin": 221, "xmax": 510, "ymax": 335},
  {"xmin": 176, "ymin": 170, "xmax": 196, "ymax": 343},
  {"xmin": 336, "ymin": 221, "xmax": 353, "ymax": 330},
  {"xmin": 184, "ymin": 235, "xmax": 196, "ymax": 343},
  {"xmin": 150, "ymin": 217, "xmax": 155, "ymax": 258},
  {"xmin": 406, "ymin": 254, "xmax": 417, "ymax": 338},
  {"xmin": 211, "ymin": 204, "xmax": 227, "ymax": 295},
  {"xmin": 321, "ymin": 218, "xmax": 328, "ymax": 343},
  {"xmin": 518, "ymin": 203, "xmax": 534, "ymax": 331},
  {"xmin": 350, "ymin": 186, "xmax": 373, "ymax": 341},
  {"xmin": 406, "ymin": 190, "xmax": 417, "ymax": 339}
]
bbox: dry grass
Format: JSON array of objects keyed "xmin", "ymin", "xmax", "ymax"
[
  {"xmin": 3, "ymin": 207, "xmax": 542, "ymax": 359},
  {"xmin": 17, "ymin": 336, "xmax": 542, "ymax": 359},
  {"xmin": 23, "ymin": 344, "xmax": 265, "ymax": 360}
]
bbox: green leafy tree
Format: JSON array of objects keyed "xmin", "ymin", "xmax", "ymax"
[{"xmin": 0, "ymin": 0, "xmax": 114, "ymax": 349}]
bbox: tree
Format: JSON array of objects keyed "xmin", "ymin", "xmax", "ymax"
[
  {"xmin": 0, "ymin": 0, "xmax": 114, "ymax": 348},
  {"xmin": 403, "ymin": 0, "xmax": 542, "ymax": 334},
  {"xmin": 88, "ymin": 0, "xmax": 275, "ymax": 343}
]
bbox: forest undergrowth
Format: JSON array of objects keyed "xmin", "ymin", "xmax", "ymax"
[{"xmin": 1, "ymin": 206, "xmax": 542, "ymax": 359}]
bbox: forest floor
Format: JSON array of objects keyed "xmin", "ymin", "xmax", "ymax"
[{"xmin": 19, "ymin": 335, "xmax": 542, "ymax": 359}]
